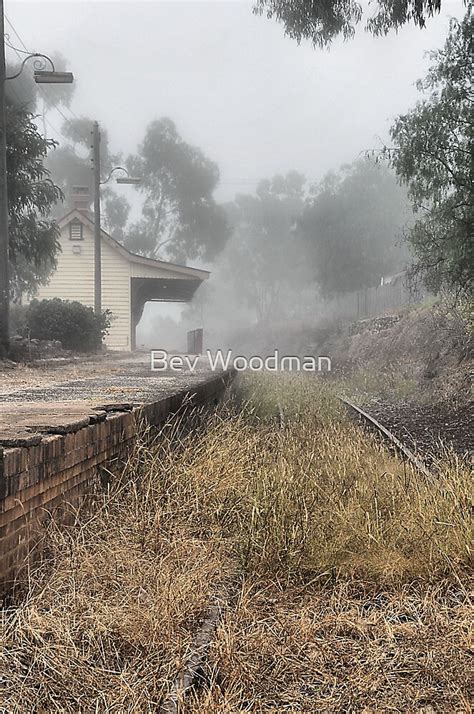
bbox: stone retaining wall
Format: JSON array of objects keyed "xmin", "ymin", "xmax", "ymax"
[{"xmin": 0, "ymin": 371, "xmax": 234, "ymax": 594}]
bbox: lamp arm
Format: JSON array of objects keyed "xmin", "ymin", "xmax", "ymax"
[
  {"xmin": 6, "ymin": 53, "xmax": 55, "ymax": 81},
  {"xmin": 100, "ymin": 166, "xmax": 130, "ymax": 185}
]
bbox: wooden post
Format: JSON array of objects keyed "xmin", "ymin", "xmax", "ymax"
[{"xmin": 93, "ymin": 121, "xmax": 101, "ymax": 315}]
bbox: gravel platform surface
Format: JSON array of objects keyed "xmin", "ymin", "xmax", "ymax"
[{"xmin": 0, "ymin": 354, "xmax": 224, "ymax": 446}]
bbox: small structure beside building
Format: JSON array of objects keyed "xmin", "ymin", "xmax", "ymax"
[{"xmin": 33, "ymin": 207, "xmax": 209, "ymax": 350}]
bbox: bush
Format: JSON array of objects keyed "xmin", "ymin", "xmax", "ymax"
[
  {"xmin": 9, "ymin": 303, "xmax": 29, "ymax": 337},
  {"xmin": 26, "ymin": 298, "xmax": 112, "ymax": 352}
]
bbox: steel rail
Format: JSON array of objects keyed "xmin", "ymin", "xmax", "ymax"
[
  {"xmin": 160, "ymin": 578, "xmax": 239, "ymax": 714},
  {"xmin": 340, "ymin": 397, "xmax": 434, "ymax": 480}
]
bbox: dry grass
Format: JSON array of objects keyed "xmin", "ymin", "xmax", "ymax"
[
  {"xmin": 0, "ymin": 417, "xmax": 237, "ymax": 712},
  {"xmin": 1, "ymin": 374, "xmax": 472, "ymax": 711},
  {"xmin": 192, "ymin": 579, "xmax": 472, "ymax": 712}
]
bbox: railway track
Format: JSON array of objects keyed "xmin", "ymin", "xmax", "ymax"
[
  {"xmin": 161, "ymin": 578, "xmax": 239, "ymax": 714},
  {"xmin": 160, "ymin": 396, "xmax": 436, "ymax": 711},
  {"xmin": 279, "ymin": 396, "xmax": 434, "ymax": 480},
  {"xmin": 340, "ymin": 397, "xmax": 434, "ymax": 480}
]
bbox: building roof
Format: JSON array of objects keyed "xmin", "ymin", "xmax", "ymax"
[{"xmin": 57, "ymin": 209, "xmax": 210, "ymax": 281}]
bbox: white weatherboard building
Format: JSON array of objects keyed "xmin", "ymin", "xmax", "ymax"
[{"xmin": 34, "ymin": 209, "xmax": 209, "ymax": 351}]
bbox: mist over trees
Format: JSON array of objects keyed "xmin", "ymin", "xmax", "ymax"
[
  {"xmin": 387, "ymin": 10, "xmax": 473, "ymax": 294},
  {"xmin": 224, "ymin": 172, "xmax": 309, "ymax": 322},
  {"xmin": 249, "ymin": 2, "xmax": 473, "ymax": 300},
  {"xmin": 46, "ymin": 117, "xmax": 131, "ymax": 241},
  {"xmin": 4, "ymin": 2, "xmax": 470, "ymax": 342},
  {"xmin": 5, "ymin": 52, "xmax": 231, "ymax": 292},
  {"xmin": 227, "ymin": 163, "xmax": 411, "ymax": 312},
  {"xmin": 171, "ymin": 162, "xmax": 411, "ymax": 339},
  {"xmin": 124, "ymin": 118, "xmax": 230, "ymax": 263},
  {"xmin": 48, "ymin": 116, "xmax": 230, "ymax": 264},
  {"xmin": 299, "ymin": 160, "xmax": 411, "ymax": 297}
]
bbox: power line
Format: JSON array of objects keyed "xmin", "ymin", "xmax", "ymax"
[
  {"xmin": 4, "ymin": 14, "xmax": 91, "ymax": 146},
  {"xmin": 4, "ymin": 15, "xmax": 28, "ymax": 51},
  {"xmin": 4, "ymin": 44, "xmax": 64, "ymax": 143},
  {"xmin": 42, "ymin": 117, "xmax": 64, "ymax": 144},
  {"xmin": 4, "ymin": 22, "xmax": 91, "ymax": 175}
]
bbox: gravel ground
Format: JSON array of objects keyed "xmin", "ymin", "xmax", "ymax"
[
  {"xmin": 0, "ymin": 369, "xmax": 220, "ymax": 405},
  {"xmin": 0, "ymin": 353, "xmax": 219, "ymax": 404},
  {"xmin": 0, "ymin": 353, "xmax": 225, "ymax": 445},
  {"xmin": 364, "ymin": 397, "xmax": 473, "ymax": 464},
  {"xmin": 0, "ymin": 353, "xmax": 140, "ymax": 397}
]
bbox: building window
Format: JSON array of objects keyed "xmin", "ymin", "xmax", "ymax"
[
  {"xmin": 72, "ymin": 244, "xmax": 82, "ymax": 254},
  {"xmin": 69, "ymin": 220, "xmax": 83, "ymax": 241}
]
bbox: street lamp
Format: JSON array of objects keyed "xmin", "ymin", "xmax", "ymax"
[
  {"xmin": 34, "ymin": 70, "xmax": 74, "ymax": 84},
  {"xmin": 5, "ymin": 53, "xmax": 74, "ymax": 83},
  {"xmin": 0, "ymin": 3, "xmax": 74, "ymax": 357},
  {"xmin": 116, "ymin": 176, "xmax": 142, "ymax": 185},
  {"xmin": 101, "ymin": 167, "xmax": 142, "ymax": 186},
  {"xmin": 92, "ymin": 121, "xmax": 141, "ymax": 315}
]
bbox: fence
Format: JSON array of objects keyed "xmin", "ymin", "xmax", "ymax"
[
  {"xmin": 187, "ymin": 328, "xmax": 204, "ymax": 354},
  {"xmin": 327, "ymin": 273, "xmax": 425, "ymax": 322}
]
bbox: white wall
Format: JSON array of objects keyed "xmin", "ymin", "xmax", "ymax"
[{"xmin": 35, "ymin": 220, "xmax": 132, "ymax": 350}]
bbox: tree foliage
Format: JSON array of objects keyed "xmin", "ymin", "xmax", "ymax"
[
  {"xmin": 46, "ymin": 117, "xmax": 131, "ymax": 240},
  {"xmin": 6, "ymin": 103, "xmax": 62, "ymax": 299},
  {"xmin": 254, "ymin": 0, "xmax": 444, "ymax": 47},
  {"xmin": 125, "ymin": 118, "xmax": 229, "ymax": 263},
  {"xmin": 6, "ymin": 53, "xmax": 130, "ymax": 243},
  {"xmin": 225, "ymin": 172, "xmax": 309, "ymax": 322},
  {"xmin": 6, "ymin": 52, "xmax": 74, "ymax": 137},
  {"xmin": 388, "ymin": 10, "xmax": 473, "ymax": 294},
  {"xmin": 299, "ymin": 160, "xmax": 411, "ymax": 297}
]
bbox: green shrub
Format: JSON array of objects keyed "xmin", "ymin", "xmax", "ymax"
[{"xmin": 26, "ymin": 298, "xmax": 112, "ymax": 352}]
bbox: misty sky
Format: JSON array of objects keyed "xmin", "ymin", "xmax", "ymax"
[
  {"xmin": 5, "ymin": 0, "xmax": 465, "ymax": 335},
  {"xmin": 6, "ymin": 0, "xmax": 464, "ymax": 205}
]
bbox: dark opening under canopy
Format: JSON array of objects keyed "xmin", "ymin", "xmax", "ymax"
[{"xmin": 130, "ymin": 276, "xmax": 203, "ymax": 349}]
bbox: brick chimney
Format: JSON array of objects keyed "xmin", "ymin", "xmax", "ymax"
[{"xmin": 71, "ymin": 186, "xmax": 91, "ymax": 214}]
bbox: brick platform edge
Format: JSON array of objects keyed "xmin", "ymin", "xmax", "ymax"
[{"xmin": 0, "ymin": 370, "xmax": 235, "ymax": 594}]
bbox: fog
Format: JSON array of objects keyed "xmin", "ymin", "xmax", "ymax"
[
  {"xmin": 6, "ymin": 0, "xmax": 465, "ymax": 353},
  {"xmin": 7, "ymin": 0, "xmax": 461, "ymax": 200}
]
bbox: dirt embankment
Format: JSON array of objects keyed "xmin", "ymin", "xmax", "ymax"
[
  {"xmin": 316, "ymin": 303, "xmax": 473, "ymax": 460},
  {"xmin": 321, "ymin": 305, "xmax": 472, "ymax": 392},
  {"xmin": 230, "ymin": 301, "xmax": 472, "ymax": 405}
]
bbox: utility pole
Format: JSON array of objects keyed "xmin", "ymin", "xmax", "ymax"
[
  {"xmin": 0, "ymin": 0, "xmax": 10, "ymax": 358},
  {"xmin": 93, "ymin": 120, "xmax": 101, "ymax": 315}
]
